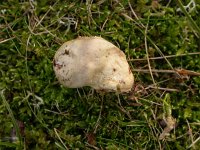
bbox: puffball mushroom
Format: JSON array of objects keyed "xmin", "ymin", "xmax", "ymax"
[{"xmin": 53, "ymin": 36, "xmax": 134, "ymax": 93}]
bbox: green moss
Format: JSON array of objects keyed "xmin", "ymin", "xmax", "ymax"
[{"xmin": 0, "ymin": 0, "xmax": 200, "ymax": 149}]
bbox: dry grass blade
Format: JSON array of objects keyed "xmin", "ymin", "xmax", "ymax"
[
  {"xmin": 0, "ymin": 90, "xmax": 22, "ymax": 147},
  {"xmin": 94, "ymin": 96, "xmax": 104, "ymax": 134},
  {"xmin": 133, "ymin": 68, "xmax": 200, "ymax": 76},
  {"xmin": 129, "ymin": 52, "xmax": 200, "ymax": 61},
  {"xmin": 133, "ymin": 69, "xmax": 176, "ymax": 73},
  {"xmin": 186, "ymin": 119, "xmax": 194, "ymax": 147},
  {"xmin": 128, "ymin": 1, "xmax": 145, "ymax": 28},
  {"xmin": 148, "ymin": 86, "xmax": 179, "ymax": 92},
  {"xmin": 187, "ymin": 136, "xmax": 200, "ymax": 149},
  {"xmin": 54, "ymin": 128, "xmax": 69, "ymax": 150},
  {"xmin": 144, "ymin": 15, "xmax": 156, "ymax": 85},
  {"xmin": 0, "ymin": 37, "xmax": 15, "ymax": 44}
]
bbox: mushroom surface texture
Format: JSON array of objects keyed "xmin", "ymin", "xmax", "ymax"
[{"xmin": 53, "ymin": 36, "xmax": 134, "ymax": 93}]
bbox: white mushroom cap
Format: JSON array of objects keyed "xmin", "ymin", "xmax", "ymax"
[{"xmin": 53, "ymin": 36, "xmax": 134, "ymax": 93}]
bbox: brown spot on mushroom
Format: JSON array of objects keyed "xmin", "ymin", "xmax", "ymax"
[
  {"xmin": 119, "ymin": 80, "xmax": 125, "ymax": 84},
  {"xmin": 54, "ymin": 60, "xmax": 63, "ymax": 69},
  {"xmin": 65, "ymin": 78, "xmax": 70, "ymax": 81},
  {"xmin": 65, "ymin": 71, "xmax": 69, "ymax": 76},
  {"xmin": 113, "ymin": 68, "xmax": 116, "ymax": 72},
  {"xmin": 58, "ymin": 65, "xmax": 63, "ymax": 69},
  {"xmin": 64, "ymin": 49, "xmax": 69, "ymax": 55}
]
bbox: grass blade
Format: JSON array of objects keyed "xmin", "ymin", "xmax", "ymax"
[{"xmin": 0, "ymin": 89, "xmax": 22, "ymax": 148}]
